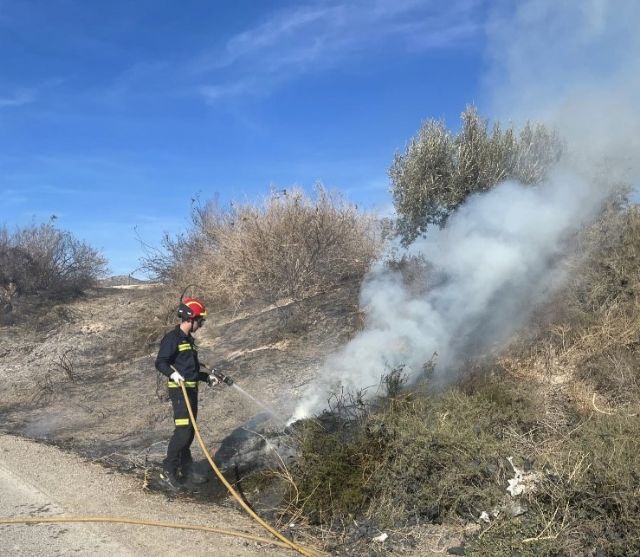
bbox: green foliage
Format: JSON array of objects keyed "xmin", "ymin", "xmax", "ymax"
[
  {"xmin": 291, "ymin": 371, "xmax": 640, "ymax": 555},
  {"xmin": 293, "ymin": 420, "xmax": 372, "ymax": 521},
  {"xmin": 390, "ymin": 105, "xmax": 564, "ymax": 243},
  {"xmin": 370, "ymin": 380, "xmax": 537, "ymax": 525}
]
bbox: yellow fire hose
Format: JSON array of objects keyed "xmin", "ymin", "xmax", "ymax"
[
  {"xmin": 178, "ymin": 380, "xmax": 321, "ymax": 557},
  {"xmin": 0, "ymin": 515, "xmax": 292, "ymax": 549}
]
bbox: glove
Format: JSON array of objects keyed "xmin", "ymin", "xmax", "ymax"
[
  {"xmin": 170, "ymin": 370, "xmax": 184, "ymax": 383},
  {"xmin": 206, "ymin": 373, "xmax": 220, "ymax": 387}
]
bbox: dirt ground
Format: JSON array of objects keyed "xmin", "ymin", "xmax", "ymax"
[
  {"xmin": 0, "ymin": 433, "xmax": 297, "ymax": 556},
  {"xmin": 0, "ymin": 285, "xmax": 464, "ymax": 556}
]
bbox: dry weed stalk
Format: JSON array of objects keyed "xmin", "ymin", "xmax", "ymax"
[{"xmin": 54, "ymin": 349, "xmax": 75, "ymax": 381}]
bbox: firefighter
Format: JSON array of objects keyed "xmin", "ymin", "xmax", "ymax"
[{"xmin": 155, "ymin": 297, "xmax": 217, "ymax": 491}]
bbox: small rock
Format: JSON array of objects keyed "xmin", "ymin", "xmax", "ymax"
[
  {"xmin": 372, "ymin": 532, "xmax": 388, "ymax": 543},
  {"xmin": 447, "ymin": 546, "xmax": 466, "ymax": 556}
]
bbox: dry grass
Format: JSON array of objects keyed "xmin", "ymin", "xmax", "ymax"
[{"xmin": 465, "ymin": 204, "xmax": 640, "ymax": 555}]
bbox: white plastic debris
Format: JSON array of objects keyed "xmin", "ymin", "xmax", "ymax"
[
  {"xmin": 479, "ymin": 511, "xmax": 491, "ymax": 523},
  {"xmin": 506, "ymin": 456, "xmax": 541, "ymax": 497},
  {"xmin": 372, "ymin": 532, "xmax": 388, "ymax": 543}
]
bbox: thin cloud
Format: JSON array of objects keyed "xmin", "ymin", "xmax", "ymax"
[
  {"xmin": 404, "ymin": 20, "xmax": 480, "ymax": 50},
  {"xmin": 195, "ymin": 0, "xmax": 483, "ymax": 103},
  {"xmin": 0, "ymin": 89, "xmax": 35, "ymax": 108},
  {"xmin": 216, "ymin": 5, "xmax": 340, "ymax": 70},
  {"xmin": 1, "ymin": 188, "xmax": 30, "ymax": 206},
  {"xmin": 100, "ymin": 60, "xmax": 171, "ymax": 106},
  {"xmin": 199, "ymin": 79, "xmax": 256, "ymax": 103},
  {"xmin": 95, "ymin": 2, "xmax": 482, "ymax": 106}
]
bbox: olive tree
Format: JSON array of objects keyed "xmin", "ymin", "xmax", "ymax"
[{"xmin": 390, "ymin": 106, "xmax": 564, "ymax": 243}]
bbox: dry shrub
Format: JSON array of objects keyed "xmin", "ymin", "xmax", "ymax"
[
  {"xmin": 497, "ymin": 202, "xmax": 640, "ymax": 406},
  {"xmin": 111, "ymin": 286, "xmax": 180, "ymax": 362},
  {"xmin": 0, "ymin": 222, "xmax": 108, "ymax": 301},
  {"xmin": 544, "ymin": 204, "xmax": 640, "ymax": 405},
  {"xmin": 142, "ymin": 186, "xmax": 380, "ymax": 309}
]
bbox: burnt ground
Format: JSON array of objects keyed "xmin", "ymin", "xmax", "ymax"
[
  {"xmin": 0, "ymin": 283, "xmax": 464, "ymax": 555},
  {"xmin": 0, "ymin": 282, "xmax": 358, "ymax": 470}
]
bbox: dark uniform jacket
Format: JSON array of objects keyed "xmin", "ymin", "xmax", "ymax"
[{"xmin": 155, "ymin": 326, "xmax": 209, "ymax": 382}]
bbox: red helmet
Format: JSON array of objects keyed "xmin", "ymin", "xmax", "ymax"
[{"xmin": 177, "ymin": 297, "xmax": 207, "ymax": 321}]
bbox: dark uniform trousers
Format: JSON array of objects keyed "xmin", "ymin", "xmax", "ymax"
[{"xmin": 163, "ymin": 382, "xmax": 199, "ymax": 475}]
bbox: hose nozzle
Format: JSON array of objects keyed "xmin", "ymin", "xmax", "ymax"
[{"xmin": 211, "ymin": 368, "xmax": 234, "ymax": 386}]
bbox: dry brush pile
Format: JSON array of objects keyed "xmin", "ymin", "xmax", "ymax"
[{"xmin": 142, "ymin": 186, "xmax": 380, "ymax": 311}]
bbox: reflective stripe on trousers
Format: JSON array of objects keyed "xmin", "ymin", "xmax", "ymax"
[{"xmin": 167, "ymin": 381, "xmax": 197, "ymax": 388}]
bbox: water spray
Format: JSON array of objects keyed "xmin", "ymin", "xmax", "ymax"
[
  {"xmin": 230, "ymin": 383, "xmax": 286, "ymax": 425},
  {"xmin": 201, "ymin": 364, "xmax": 286, "ymax": 424}
]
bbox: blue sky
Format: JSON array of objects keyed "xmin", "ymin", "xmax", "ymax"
[{"xmin": 0, "ymin": 0, "xmax": 490, "ymax": 276}]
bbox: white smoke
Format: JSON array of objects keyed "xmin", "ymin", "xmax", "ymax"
[
  {"xmin": 291, "ymin": 0, "xmax": 640, "ymax": 420},
  {"xmin": 486, "ymin": 0, "xmax": 640, "ymax": 176}
]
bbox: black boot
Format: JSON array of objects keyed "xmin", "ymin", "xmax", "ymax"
[{"xmin": 159, "ymin": 470, "xmax": 184, "ymax": 492}]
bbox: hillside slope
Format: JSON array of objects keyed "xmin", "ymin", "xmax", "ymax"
[
  {"xmin": 0, "ymin": 283, "xmax": 358, "ymax": 466},
  {"xmin": 1, "ymin": 283, "xmax": 471, "ymax": 555}
]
